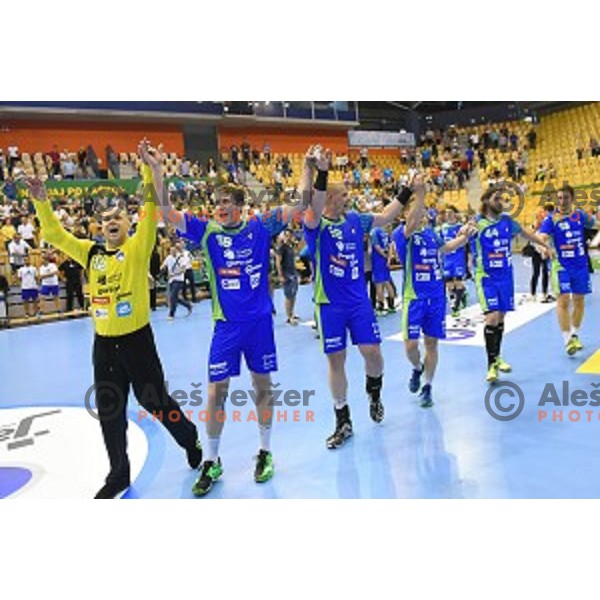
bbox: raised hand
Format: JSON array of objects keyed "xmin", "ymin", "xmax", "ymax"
[
  {"xmin": 138, "ymin": 138, "xmax": 165, "ymax": 174},
  {"xmin": 410, "ymin": 174, "xmax": 426, "ymax": 195},
  {"xmin": 315, "ymin": 147, "xmax": 332, "ymax": 172},
  {"xmin": 25, "ymin": 177, "xmax": 48, "ymax": 202}
]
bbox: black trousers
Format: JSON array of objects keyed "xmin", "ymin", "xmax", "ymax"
[
  {"xmin": 182, "ymin": 268, "xmax": 197, "ymax": 302},
  {"xmin": 93, "ymin": 325, "xmax": 197, "ymax": 485},
  {"xmin": 66, "ymin": 281, "xmax": 84, "ymax": 311},
  {"xmin": 531, "ymin": 253, "xmax": 549, "ymax": 296}
]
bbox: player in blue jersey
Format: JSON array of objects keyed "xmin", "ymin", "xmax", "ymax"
[
  {"xmin": 370, "ymin": 225, "xmax": 396, "ymax": 315},
  {"xmin": 439, "ymin": 206, "xmax": 469, "ymax": 317},
  {"xmin": 304, "ymin": 151, "xmax": 421, "ymax": 449},
  {"xmin": 157, "ymin": 148, "xmax": 306, "ymax": 497},
  {"xmin": 473, "ymin": 186, "xmax": 552, "ymax": 383},
  {"xmin": 393, "ymin": 190, "xmax": 476, "ymax": 407},
  {"xmin": 538, "ymin": 185, "xmax": 597, "ymax": 355}
]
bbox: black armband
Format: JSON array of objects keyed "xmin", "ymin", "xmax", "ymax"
[
  {"xmin": 397, "ymin": 186, "xmax": 413, "ymax": 207},
  {"xmin": 314, "ymin": 169, "xmax": 329, "ymax": 192}
]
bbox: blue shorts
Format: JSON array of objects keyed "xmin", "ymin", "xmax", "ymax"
[
  {"xmin": 22, "ymin": 289, "xmax": 39, "ymax": 302},
  {"xmin": 402, "ymin": 294, "xmax": 447, "ymax": 340},
  {"xmin": 552, "ymin": 265, "xmax": 591, "ymax": 296},
  {"xmin": 40, "ymin": 285, "xmax": 60, "ymax": 297},
  {"xmin": 208, "ymin": 314, "xmax": 278, "ymax": 382},
  {"xmin": 444, "ymin": 264, "xmax": 466, "ymax": 280},
  {"xmin": 476, "ymin": 275, "xmax": 514, "ymax": 313},
  {"xmin": 372, "ymin": 264, "xmax": 392, "ymax": 285},
  {"xmin": 316, "ymin": 299, "xmax": 382, "ymax": 354}
]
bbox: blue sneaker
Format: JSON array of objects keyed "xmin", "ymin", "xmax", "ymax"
[
  {"xmin": 419, "ymin": 384, "xmax": 434, "ymax": 409},
  {"xmin": 409, "ymin": 366, "xmax": 424, "ymax": 394}
]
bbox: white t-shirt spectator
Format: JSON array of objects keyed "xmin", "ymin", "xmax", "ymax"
[
  {"xmin": 39, "ymin": 263, "xmax": 59, "ymax": 287},
  {"xmin": 8, "ymin": 239, "xmax": 29, "ymax": 266},
  {"xmin": 18, "ymin": 266, "xmax": 38, "ymax": 290},
  {"xmin": 63, "ymin": 159, "xmax": 77, "ymax": 177},
  {"xmin": 181, "ymin": 250, "xmax": 193, "ymax": 271},
  {"xmin": 180, "ymin": 161, "xmax": 191, "ymax": 177},
  {"xmin": 18, "ymin": 222, "xmax": 35, "ymax": 242},
  {"xmin": 163, "ymin": 254, "xmax": 186, "ymax": 283},
  {"xmin": 8, "ymin": 146, "xmax": 19, "ymax": 159}
]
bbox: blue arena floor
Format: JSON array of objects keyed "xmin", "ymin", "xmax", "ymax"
[{"xmin": 2, "ymin": 259, "xmax": 600, "ymax": 499}]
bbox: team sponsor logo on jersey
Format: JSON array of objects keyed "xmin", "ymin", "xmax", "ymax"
[
  {"xmin": 224, "ymin": 250, "xmax": 235, "ymax": 260},
  {"xmin": 219, "ymin": 268, "xmax": 241, "ymax": 277},
  {"xmin": 330, "ymin": 255, "xmax": 348, "ymax": 268},
  {"xmin": 90, "ymin": 255, "xmax": 108, "ymax": 272},
  {"xmin": 216, "ymin": 235, "xmax": 233, "ymax": 249},
  {"xmin": 245, "ymin": 263, "xmax": 263, "ymax": 275},
  {"xmin": 222, "ymin": 279, "xmax": 241, "ymax": 290},
  {"xmin": 94, "ymin": 308, "xmax": 109, "ymax": 320},
  {"xmin": 92, "ymin": 296, "xmax": 111, "ymax": 305},
  {"xmin": 250, "ymin": 273, "xmax": 261, "ymax": 289},
  {"xmin": 116, "ymin": 301, "xmax": 133, "ymax": 317},
  {"xmin": 329, "ymin": 266, "xmax": 345, "ymax": 278}
]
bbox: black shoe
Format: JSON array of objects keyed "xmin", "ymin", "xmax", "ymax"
[
  {"xmin": 409, "ymin": 366, "xmax": 424, "ymax": 394},
  {"xmin": 369, "ymin": 394, "xmax": 385, "ymax": 424},
  {"xmin": 187, "ymin": 439, "xmax": 203, "ymax": 469},
  {"xmin": 326, "ymin": 406, "xmax": 353, "ymax": 450},
  {"xmin": 419, "ymin": 384, "xmax": 434, "ymax": 409},
  {"xmin": 94, "ymin": 480, "xmax": 130, "ymax": 500}
]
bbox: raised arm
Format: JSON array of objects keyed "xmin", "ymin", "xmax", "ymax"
[
  {"xmin": 26, "ymin": 178, "xmax": 94, "ymax": 268},
  {"xmin": 140, "ymin": 140, "xmax": 187, "ymax": 233},
  {"xmin": 402, "ymin": 176, "xmax": 427, "ymax": 238},
  {"xmin": 372, "ymin": 176, "xmax": 421, "ymax": 229},
  {"xmin": 304, "ymin": 146, "xmax": 330, "ymax": 230},
  {"xmin": 440, "ymin": 223, "xmax": 477, "ymax": 255}
]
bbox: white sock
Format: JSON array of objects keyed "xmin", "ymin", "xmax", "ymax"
[
  {"xmin": 206, "ymin": 437, "xmax": 221, "ymax": 462},
  {"xmin": 334, "ymin": 398, "xmax": 347, "ymax": 410},
  {"xmin": 562, "ymin": 331, "xmax": 572, "ymax": 345},
  {"xmin": 425, "ymin": 373, "xmax": 433, "ymax": 386},
  {"xmin": 571, "ymin": 327, "xmax": 579, "ymax": 337},
  {"xmin": 259, "ymin": 425, "xmax": 272, "ymax": 453}
]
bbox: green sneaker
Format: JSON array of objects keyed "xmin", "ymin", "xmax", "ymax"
[
  {"xmin": 451, "ymin": 308, "xmax": 461, "ymax": 318},
  {"xmin": 192, "ymin": 459, "xmax": 224, "ymax": 497},
  {"xmin": 254, "ymin": 450, "xmax": 275, "ymax": 483},
  {"xmin": 495, "ymin": 357, "xmax": 512, "ymax": 373},
  {"xmin": 571, "ymin": 335, "xmax": 584, "ymax": 352},
  {"xmin": 566, "ymin": 338, "xmax": 578, "ymax": 356},
  {"xmin": 486, "ymin": 363, "xmax": 499, "ymax": 384}
]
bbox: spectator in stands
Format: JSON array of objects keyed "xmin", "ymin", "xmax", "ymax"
[
  {"xmin": 86, "ymin": 145, "xmax": 100, "ymax": 178},
  {"xmin": 3, "ymin": 177, "xmax": 17, "ymax": 202},
  {"xmin": 180, "ymin": 157, "xmax": 191, "ymax": 178},
  {"xmin": 275, "ymin": 229, "xmax": 300, "ymax": 326},
  {"xmin": 591, "ymin": 138, "xmax": 599, "ymax": 158},
  {"xmin": 360, "ymin": 147, "xmax": 369, "ymax": 169},
  {"xmin": 535, "ymin": 164, "xmax": 547, "ymax": 182},
  {"xmin": 577, "ymin": 146, "xmax": 585, "ymax": 160},
  {"xmin": 506, "ymin": 156, "xmax": 517, "ymax": 180},
  {"xmin": 230, "ymin": 144, "xmax": 240, "ymax": 166},
  {"xmin": 527, "ymin": 128, "xmax": 537, "ymax": 150},
  {"xmin": 547, "ymin": 162, "xmax": 557, "ymax": 180},
  {"xmin": 7, "ymin": 144, "xmax": 20, "ymax": 176},
  {"xmin": 62, "ymin": 156, "xmax": 77, "ymax": 180},
  {"xmin": 77, "ymin": 147, "xmax": 87, "ymax": 174},
  {"xmin": 18, "ymin": 216, "xmax": 36, "ymax": 248},
  {"xmin": 490, "ymin": 129, "xmax": 500, "ymax": 149},
  {"xmin": 241, "ymin": 140, "xmax": 251, "ymax": 170},
  {"xmin": 59, "ymin": 255, "xmax": 85, "ymax": 313},
  {"xmin": 2, "ymin": 218, "xmax": 16, "ymax": 250},
  {"xmin": 47, "ymin": 145, "xmax": 62, "ymax": 178},
  {"xmin": 8, "ymin": 233, "xmax": 29, "ymax": 281},
  {"xmin": 263, "ymin": 141, "xmax": 271, "ymax": 164},
  {"xmin": 18, "ymin": 255, "xmax": 39, "ymax": 319},
  {"xmin": 421, "ymin": 146, "xmax": 431, "ymax": 168},
  {"xmin": 510, "ymin": 132, "xmax": 519, "ymax": 150},
  {"xmin": 478, "ymin": 148, "xmax": 487, "ymax": 171},
  {"xmin": 499, "ymin": 132, "xmax": 508, "ymax": 152},
  {"xmin": 466, "ymin": 147, "xmax": 475, "ymax": 171},
  {"xmin": 516, "ymin": 155, "xmax": 526, "ymax": 180},
  {"xmin": 106, "ymin": 146, "xmax": 120, "ymax": 179},
  {"xmin": 0, "ymin": 149, "xmax": 5, "ymax": 182},
  {"xmin": 39, "ymin": 253, "xmax": 61, "ymax": 314},
  {"xmin": 0, "ymin": 271, "xmax": 8, "ymax": 325}
]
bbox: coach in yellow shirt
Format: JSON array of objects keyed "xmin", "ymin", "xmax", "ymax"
[{"xmin": 27, "ymin": 140, "xmax": 202, "ymax": 499}]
